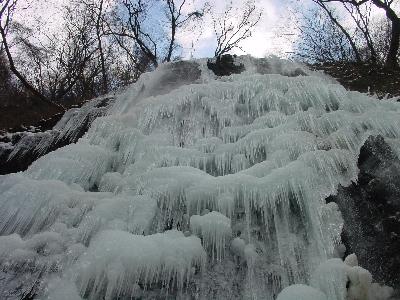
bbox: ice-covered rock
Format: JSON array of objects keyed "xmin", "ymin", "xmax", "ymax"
[
  {"xmin": 0, "ymin": 56, "xmax": 399, "ymax": 299},
  {"xmin": 309, "ymin": 255, "xmax": 393, "ymax": 300}
]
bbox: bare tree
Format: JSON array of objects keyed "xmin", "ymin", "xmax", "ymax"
[
  {"xmin": 369, "ymin": 0, "xmax": 400, "ymax": 68},
  {"xmin": 0, "ymin": 0, "xmax": 64, "ymax": 109},
  {"xmin": 106, "ymin": 0, "xmax": 206, "ymax": 69},
  {"xmin": 82, "ymin": 0, "xmax": 109, "ymax": 94},
  {"xmin": 292, "ymin": 6, "xmax": 358, "ymax": 62},
  {"xmin": 311, "ymin": 0, "xmax": 362, "ymax": 62},
  {"xmin": 164, "ymin": 0, "xmax": 205, "ymax": 62},
  {"xmin": 370, "ymin": 16, "xmax": 392, "ymax": 63},
  {"xmin": 0, "ymin": 0, "xmax": 14, "ymax": 54},
  {"xmin": 342, "ymin": 1, "xmax": 377, "ymax": 61},
  {"xmin": 13, "ymin": 1, "xmax": 103, "ymax": 103},
  {"xmin": 319, "ymin": 0, "xmax": 400, "ymax": 68},
  {"xmin": 212, "ymin": 0, "xmax": 262, "ymax": 57}
]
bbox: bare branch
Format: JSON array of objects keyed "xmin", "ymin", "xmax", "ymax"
[{"xmin": 211, "ymin": 0, "xmax": 262, "ymax": 57}]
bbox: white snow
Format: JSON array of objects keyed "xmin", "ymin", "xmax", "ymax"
[
  {"xmin": 277, "ymin": 284, "xmax": 328, "ymax": 300},
  {"xmin": 0, "ymin": 56, "xmax": 399, "ymax": 299},
  {"xmin": 309, "ymin": 256, "xmax": 393, "ymax": 300}
]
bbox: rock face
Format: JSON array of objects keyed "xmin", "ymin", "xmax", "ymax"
[
  {"xmin": 328, "ymin": 135, "xmax": 400, "ymax": 290},
  {"xmin": 0, "ymin": 96, "xmax": 115, "ymax": 174},
  {"xmin": 207, "ymin": 55, "xmax": 245, "ymax": 76},
  {"xmin": 150, "ymin": 61, "xmax": 201, "ymax": 96}
]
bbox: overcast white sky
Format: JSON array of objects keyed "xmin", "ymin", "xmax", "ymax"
[{"xmin": 175, "ymin": 0, "xmax": 297, "ymax": 58}]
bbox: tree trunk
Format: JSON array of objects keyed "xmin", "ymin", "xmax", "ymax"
[
  {"xmin": 385, "ymin": 18, "xmax": 400, "ymax": 69},
  {"xmin": 96, "ymin": 0, "xmax": 108, "ymax": 94},
  {"xmin": 371, "ymin": 0, "xmax": 399, "ymax": 69},
  {"xmin": 166, "ymin": 19, "xmax": 176, "ymax": 62}
]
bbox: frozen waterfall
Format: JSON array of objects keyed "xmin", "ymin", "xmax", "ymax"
[{"xmin": 0, "ymin": 56, "xmax": 398, "ymax": 300}]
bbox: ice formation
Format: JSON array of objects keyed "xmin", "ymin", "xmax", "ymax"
[
  {"xmin": 71, "ymin": 230, "xmax": 205, "ymax": 299},
  {"xmin": 277, "ymin": 284, "xmax": 328, "ymax": 300},
  {"xmin": 0, "ymin": 95, "xmax": 115, "ymax": 175},
  {"xmin": 0, "ymin": 56, "xmax": 399, "ymax": 299},
  {"xmin": 190, "ymin": 211, "xmax": 232, "ymax": 260}
]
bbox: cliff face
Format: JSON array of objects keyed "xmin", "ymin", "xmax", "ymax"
[{"xmin": 329, "ymin": 135, "xmax": 400, "ymax": 291}]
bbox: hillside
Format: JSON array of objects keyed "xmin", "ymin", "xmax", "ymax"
[{"xmin": 311, "ymin": 62, "xmax": 400, "ymax": 100}]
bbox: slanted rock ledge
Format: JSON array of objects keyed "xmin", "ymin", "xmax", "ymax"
[{"xmin": 0, "ymin": 95, "xmax": 115, "ymax": 174}]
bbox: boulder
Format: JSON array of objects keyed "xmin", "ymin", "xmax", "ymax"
[{"xmin": 207, "ymin": 55, "xmax": 245, "ymax": 76}]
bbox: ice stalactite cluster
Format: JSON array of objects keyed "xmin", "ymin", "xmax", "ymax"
[{"xmin": 0, "ymin": 57, "xmax": 399, "ymax": 299}]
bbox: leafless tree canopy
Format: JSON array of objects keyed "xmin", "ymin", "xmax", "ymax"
[
  {"xmin": 1, "ymin": 0, "xmax": 398, "ymax": 116},
  {"xmin": 293, "ymin": 7, "xmax": 359, "ymax": 63},
  {"xmin": 212, "ymin": 0, "xmax": 262, "ymax": 57},
  {"xmin": 295, "ymin": 0, "xmax": 400, "ymax": 68},
  {"xmin": 0, "ymin": 0, "xmax": 65, "ymax": 109},
  {"xmin": 0, "ymin": 0, "xmax": 212, "ymax": 109},
  {"xmin": 0, "ymin": 0, "xmax": 264, "ymax": 114},
  {"xmin": 105, "ymin": 0, "xmax": 206, "ymax": 69}
]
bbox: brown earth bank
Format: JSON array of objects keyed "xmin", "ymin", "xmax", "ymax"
[
  {"xmin": 0, "ymin": 97, "xmax": 89, "ymax": 133},
  {"xmin": 309, "ymin": 62, "xmax": 400, "ymax": 99}
]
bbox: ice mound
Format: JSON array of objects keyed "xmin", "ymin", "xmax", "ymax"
[
  {"xmin": 0, "ymin": 56, "xmax": 399, "ymax": 299},
  {"xmin": 27, "ymin": 143, "xmax": 114, "ymax": 190},
  {"xmin": 69, "ymin": 230, "xmax": 205, "ymax": 299},
  {"xmin": 278, "ymin": 254, "xmax": 393, "ymax": 300},
  {"xmin": 190, "ymin": 211, "xmax": 232, "ymax": 260},
  {"xmin": 277, "ymin": 284, "xmax": 328, "ymax": 300}
]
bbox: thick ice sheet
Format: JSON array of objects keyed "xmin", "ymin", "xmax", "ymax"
[{"xmin": 0, "ymin": 57, "xmax": 399, "ymax": 299}]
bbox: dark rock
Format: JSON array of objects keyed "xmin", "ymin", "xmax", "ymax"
[
  {"xmin": 149, "ymin": 61, "xmax": 202, "ymax": 97},
  {"xmin": 34, "ymin": 112, "xmax": 64, "ymax": 132},
  {"xmin": 160, "ymin": 61, "xmax": 201, "ymax": 86},
  {"xmin": 328, "ymin": 135, "xmax": 400, "ymax": 289},
  {"xmin": 207, "ymin": 55, "xmax": 245, "ymax": 76},
  {"xmin": 254, "ymin": 58, "xmax": 307, "ymax": 77}
]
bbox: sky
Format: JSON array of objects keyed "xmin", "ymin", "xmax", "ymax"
[{"xmin": 175, "ymin": 0, "xmax": 297, "ymax": 59}]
